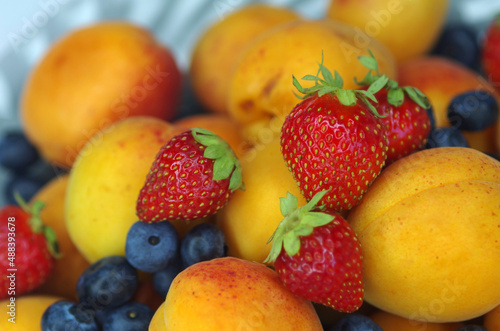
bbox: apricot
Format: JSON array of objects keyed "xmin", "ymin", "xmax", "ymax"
[
  {"xmin": 348, "ymin": 147, "xmax": 500, "ymax": 322},
  {"xmin": 0, "ymin": 295, "xmax": 63, "ymax": 330},
  {"xmin": 327, "ymin": 0, "xmax": 449, "ymax": 62},
  {"xmin": 163, "ymin": 257, "xmax": 323, "ymax": 330},
  {"xmin": 216, "ymin": 138, "xmax": 306, "ymax": 264},
  {"xmin": 149, "ymin": 301, "xmax": 166, "ymax": 331},
  {"xmin": 398, "ymin": 56, "xmax": 500, "ymax": 154},
  {"xmin": 484, "ymin": 304, "xmax": 500, "ymax": 331},
  {"xmin": 21, "ymin": 21, "xmax": 182, "ymax": 168},
  {"xmin": 30, "ymin": 174, "xmax": 89, "ymax": 301},
  {"xmin": 227, "ymin": 19, "xmax": 396, "ymax": 130},
  {"xmin": 190, "ymin": 3, "xmax": 300, "ymax": 114},
  {"xmin": 65, "ymin": 116, "xmax": 184, "ymax": 263},
  {"xmin": 370, "ymin": 310, "xmax": 464, "ymax": 331}
]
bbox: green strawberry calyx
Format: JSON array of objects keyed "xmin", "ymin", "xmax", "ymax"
[
  {"xmin": 191, "ymin": 127, "xmax": 244, "ymax": 192},
  {"xmin": 293, "ymin": 52, "xmax": 387, "ymax": 117},
  {"xmin": 264, "ymin": 190, "xmax": 333, "ymax": 264},
  {"xmin": 14, "ymin": 192, "xmax": 61, "ymax": 259},
  {"xmin": 355, "ymin": 50, "xmax": 431, "ymax": 109}
]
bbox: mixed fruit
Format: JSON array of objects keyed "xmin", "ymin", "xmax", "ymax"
[{"xmin": 1, "ymin": 1, "xmax": 500, "ymax": 330}]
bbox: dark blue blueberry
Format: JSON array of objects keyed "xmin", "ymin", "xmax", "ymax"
[
  {"xmin": 432, "ymin": 24, "xmax": 480, "ymax": 70},
  {"xmin": 426, "ymin": 127, "xmax": 469, "ymax": 149},
  {"xmin": 125, "ymin": 220, "xmax": 180, "ymax": 273},
  {"xmin": 447, "ymin": 90, "xmax": 499, "ymax": 131},
  {"xmin": 456, "ymin": 325, "xmax": 489, "ymax": 331},
  {"xmin": 4, "ymin": 176, "xmax": 45, "ymax": 205},
  {"xmin": 180, "ymin": 223, "xmax": 226, "ymax": 268},
  {"xmin": 329, "ymin": 314, "xmax": 382, "ymax": 331},
  {"xmin": 426, "ymin": 105, "xmax": 437, "ymax": 132},
  {"xmin": 0, "ymin": 131, "xmax": 39, "ymax": 172},
  {"xmin": 101, "ymin": 301, "xmax": 154, "ymax": 331},
  {"xmin": 76, "ymin": 255, "xmax": 138, "ymax": 310},
  {"xmin": 41, "ymin": 300, "xmax": 99, "ymax": 331},
  {"xmin": 153, "ymin": 257, "xmax": 184, "ymax": 298}
]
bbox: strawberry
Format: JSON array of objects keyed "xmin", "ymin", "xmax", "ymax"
[
  {"xmin": 0, "ymin": 199, "xmax": 59, "ymax": 299},
  {"xmin": 280, "ymin": 57, "xmax": 388, "ymax": 213},
  {"xmin": 355, "ymin": 52, "xmax": 432, "ymax": 164},
  {"xmin": 482, "ymin": 13, "xmax": 500, "ymax": 87},
  {"xmin": 264, "ymin": 190, "xmax": 363, "ymax": 313},
  {"xmin": 136, "ymin": 128, "xmax": 244, "ymax": 222}
]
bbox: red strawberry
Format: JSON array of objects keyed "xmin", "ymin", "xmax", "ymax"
[
  {"xmin": 482, "ymin": 13, "xmax": 500, "ymax": 87},
  {"xmin": 264, "ymin": 190, "xmax": 363, "ymax": 313},
  {"xmin": 281, "ymin": 58, "xmax": 388, "ymax": 213},
  {"xmin": 355, "ymin": 53, "xmax": 432, "ymax": 164},
  {"xmin": 136, "ymin": 128, "xmax": 244, "ymax": 222},
  {"xmin": 0, "ymin": 200, "xmax": 59, "ymax": 299}
]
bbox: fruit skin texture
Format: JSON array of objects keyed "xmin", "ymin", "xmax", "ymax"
[
  {"xmin": 397, "ymin": 56, "xmax": 500, "ymax": 154},
  {"xmin": 189, "ymin": 3, "xmax": 299, "ymax": 114},
  {"xmin": 180, "ymin": 223, "xmax": 226, "ymax": 268},
  {"xmin": 30, "ymin": 174, "xmax": 90, "ymax": 301},
  {"xmin": 149, "ymin": 301, "xmax": 166, "ymax": 331},
  {"xmin": 266, "ymin": 191, "xmax": 364, "ymax": 313},
  {"xmin": 0, "ymin": 204, "xmax": 56, "ymax": 299},
  {"xmin": 348, "ymin": 147, "xmax": 500, "ymax": 322},
  {"xmin": 369, "ymin": 87, "xmax": 431, "ymax": 164},
  {"xmin": 228, "ymin": 19, "xmax": 396, "ymax": 128},
  {"xmin": 20, "ymin": 21, "xmax": 182, "ymax": 168},
  {"xmin": 281, "ymin": 92, "xmax": 388, "ymax": 213},
  {"xmin": 484, "ymin": 304, "xmax": 500, "ymax": 331},
  {"xmin": 162, "ymin": 257, "xmax": 323, "ymax": 330},
  {"xmin": 328, "ymin": 0, "xmax": 449, "ymax": 62},
  {"xmin": 216, "ymin": 138, "xmax": 307, "ymax": 264},
  {"xmin": 0, "ymin": 294, "xmax": 63, "ymax": 331},
  {"xmin": 42, "ymin": 300, "xmax": 99, "ymax": 331},
  {"xmin": 125, "ymin": 220, "xmax": 180, "ymax": 273},
  {"xmin": 102, "ymin": 301, "xmax": 154, "ymax": 331},
  {"xmin": 77, "ymin": 255, "xmax": 138, "ymax": 310},
  {"xmin": 482, "ymin": 15, "xmax": 500, "ymax": 86},
  {"xmin": 65, "ymin": 116, "xmax": 184, "ymax": 263},
  {"xmin": 136, "ymin": 128, "xmax": 243, "ymax": 223},
  {"xmin": 273, "ymin": 218, "xmax": 363, "ymax": 313}
]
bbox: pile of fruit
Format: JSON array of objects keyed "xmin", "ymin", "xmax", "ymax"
[{"xmin": 1, "ymin": 0, "xmax": 500, "ymax": 330}]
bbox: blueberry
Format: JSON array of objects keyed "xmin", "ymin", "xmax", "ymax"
[
  {"xmin": 0, "ymin": 131, "xmax": 39, "ymax": 172},
  {"xmin": 125, "ymin": 220, "xmax": 180, "ymax": 273},
  {"xmin": 426, "ymin": 127, "xmax": 469, "ymax": 149},
  {"xmin": 329, "ymin": 314, "xmax": 382, "ymax": 331},
  {"xmin": 456, "ymin": 325, "xmax": 489, "ymax": 331},
  {"xmin": 101, "ymin": 301, "xmax": 154, "ymax": 331},
  {"xmin": 153, "ymin": 257, "xmax": 184, "ymax": 298},
  {"xmin": 77, "ymin": 255, "xmax": 138, "ymax": 310},
  {"xmin": 41, "ymin": 300, "xmax": 99, "ymax": 331},
  {"xmin": 432, "ymin": 24, "xmax": 480, "ymax": 70},
  {"xmin": 4, "ymin": 176, "xmax": 45, "ymax": 205},
  {"xmin": 447, "ymin": 90, "xmax": 499, "ymax": 131},
  {"xmin": 180, "ymin": 223, "xmax": 226, "ymax": 268},
  {"xmin": 426, "ymin": 105, "xmax": 437, "ymax": 132}
]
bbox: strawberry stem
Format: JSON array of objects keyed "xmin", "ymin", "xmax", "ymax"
[
  {"xmin": 14, "ymin": 191, "xmax": 61, "ymax": 259},
  {"xmin": 356, "ymin": 51, "xmax": 431, "ymax": 109},
  {"xmin": 293, "ymin": 52, "xmax": 386, "ymax": 117},
  {"xmin": 264, "ymin": 190, "xmax": 334, "ymax": 264},
  {"xmin": 191, "ymin": 128, "xmax": 244, "ymax": 192}
]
